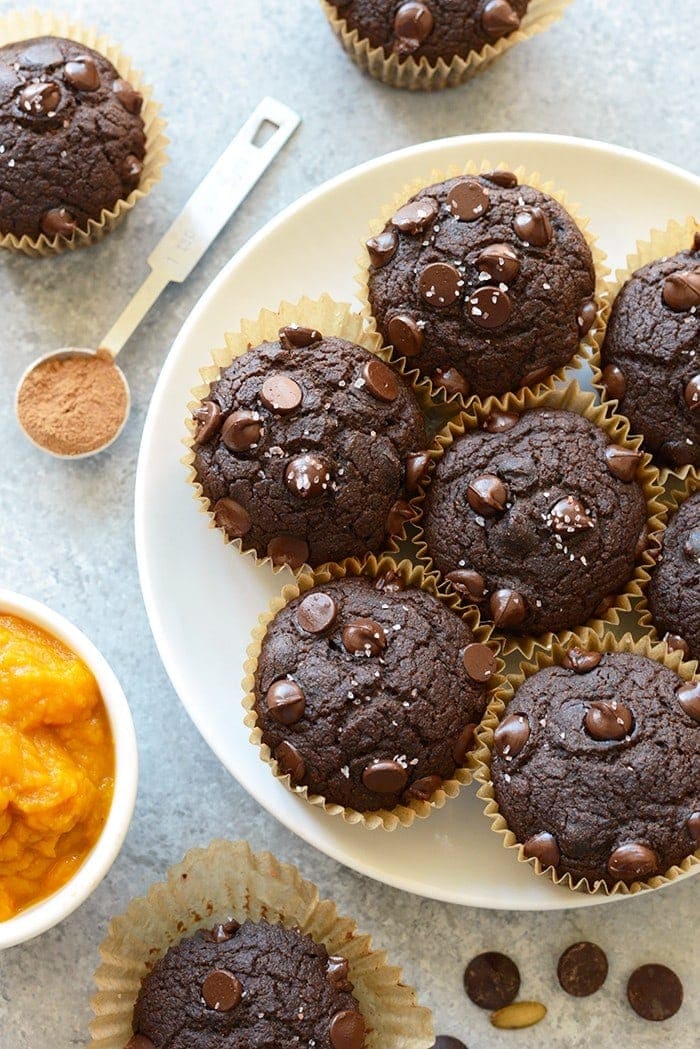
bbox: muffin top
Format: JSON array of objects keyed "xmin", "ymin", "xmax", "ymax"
[
  {"xmin": 601, "ymin": 236, "xmax": 700, "ymax": 469},
  {"xmin": 131, "ymin": 919, "xmax": 366, "ymax": 1049},
  {"xmin": 329, "ymin": 1, "xmax": 530, "ymax": 63},
  {"xmin": 490, "ymin": 650, "xmax": 700, "ymax": 887},
  {"xmin": 366, "ymin": 173, "xmax": 596, "ymax": 399},
  {"xmin": 422, "ymin": 408, "xmax": 648, "ymax": 636},
  {"xmin": 192, "ymin": 328, "xmax": 427, "ymax": 569},
  {"xmin": 648, "ymin": 491, "xmax": 700, "ymax": 661},
  {"xmin": 0, "ymin": 36, "xmax": 145, "ymax": 239},
  {"xmin": 253, "ymin": 574, "xmax": 494, "ymax": 811}
]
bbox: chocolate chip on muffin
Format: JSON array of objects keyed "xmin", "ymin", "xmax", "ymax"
[
  {"xmin": 253, "ymin": 574, "xmax": 493, "ymax": 811},
  {"xmin": 648, "ymin": 490, "xmax": 700, "ymax": 661},
  {"xmin": 0, "ymin": 36, "xmax": 145, "ymax": 239}
]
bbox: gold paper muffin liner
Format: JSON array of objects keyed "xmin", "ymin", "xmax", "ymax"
[
  {"xmin": 408, "ymin": 381, "xmax": 666, "ymax": 659},
  {"xmin": 242, "ymin": 553, "xmax": 502, "ymax": 831},
  {"xmin": 320, "ymin": 0, "xmax": 571, "ymax": 91},
  {"xmin": 0, "ymin": 9, "xmax": 168, "ymax": 257},
  {"xmin": 89, "ymin": 838, "xmax": 434, "ymax": 1049},
  {"xmin": 472, "ymin": 628, "xmax": 700, "ymax": 896},
  {"xmin": 183, "ymin": 294, "xmax": 430, "ymax": 576},
  {"xmin": 356, "ymin": 160, "xmax": 609, "ymax": 411},
  {"xmin": 592, "ymin": 215, "xmax": 700, "ymax": 486}
]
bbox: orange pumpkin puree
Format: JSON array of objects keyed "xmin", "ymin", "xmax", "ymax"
[{"xmin": 0, "ymin": 613, "xmax": 114, "ymax": 920}]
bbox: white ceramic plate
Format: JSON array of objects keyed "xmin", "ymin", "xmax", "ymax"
[{"xmin": 135, "ymin": 133, "xmax": 700, "ymax": 909}]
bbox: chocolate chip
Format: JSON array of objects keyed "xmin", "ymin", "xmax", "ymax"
[
  {"xmin": 557, "ymin": 942, "xmax": 608, "ymax": 997},
  {"xmin": 693, "ymin": 232, "xmax": 700, "ymax": 254},
  {"xmin": 205, "ymin": 919, "xmax": 240, "ymax": 943},
  {"xmin": 684, "ymin": 375, "xmax": 700, "ymax": 411},
  {"xmin": 584, "ymin": 699, "xmax": 633, "ymax": 741},
  {"xmin": 490, "ymin": 589, "xmax": 527, "ymax": 628},
  {"xmin": 405, "ymin": 451, "xmax": 431, "ymax": 494},
  {"xmin": 627, "ymin": 964, "xmax": 683, "ymax": 1022},
  {"xmin": 594, "ymin": 594, "xmax": 617, "ymax": 618},
  {"xmin": 687, "ymin": 811, "xmax": 700, "ymax": 843},
  {"xmin": 513, "ymin": 206, "xmax": 553, "ymax": 247},
  {"xmin": 201, "ymin": 969, "xmax": 242, "ymax": 1011},
  {"xmin": 213, "ymin": 497, "xmax": 251, "ymax": 538},
  {"xmin": 464, "ymin": 952, "xmax": 520, "ymax": 1010},
  {"xmin": 467, "ymin": 473, "xmax": 507, "ymax": 515},
  {"xmin": 463, "ymin": 642, "xmax": 497, "ymax": 682},
  {"xmin": 362, "ymin": 759, "xmax": 408, "ymax": 794},
  {"xmin": 482, "ymin": 169, "xmax": 518, "ymax": 189},
  {"xmin": 604, "ymin": 444, "xmax": 642, "ymax": 482},
  {"xmin": 684, "ymin": 527, "xmax": 700, "ymax": 562},
  {"xmin": 662, "ymin": 269, "xmax": 700, "ymax": 310},
  {"xmin": 562, "ymin": 647, "xmax": 602, "ymax": 674},
  {"xmin": 297, "ymin": 592, "xmax": 337, "ymax": 633},
  {"xmin": 607, "ymin": 842, "xmax": 659, "ymax": 882},
  {"xmin": 406, "ymin": 774, "xmax": 442, "ymax": 801},
  {"xmin": 467, "ymin": 285, "xmax": 512, "ymax": 329},
  {"xmin": 327, "ymin": 956, "xmax": 351, "ymax": 992},
  {"xmin": 676, "ymin": 680, "xmax": 700, "ymax": 723},
  {"xmin": 366, "ymin": 230, "xmax": 398, "ymax": 267},
  {"xmin": 494, "ymin": 712, "xmax": 530, "ymax": 757},
  {"xmin": 664, "ymin": 632, "xmax": 690, "ymax": 658},
  {"xmin": 430, "ymin": 1039, "xmax": 467, "ymax": 1049},
  {"xmin": 285, "ymin": 454, "xmax": 332, "ymax": 498},
  {"xmin": 577, "ymin": 297, "xmax": 597, "ymax": 336},
  {"xmin": 431, "ymin": 366, "xmax": 470, "ymax": 397},
  {"xmin": 549, "ymin": 495, "xmax": 594, "ymax": 533},
  {"xmin": 419, "ymin": 262, "xmax": 463, "ymax": 308},
  {"xmin": 221, "ymin": 409, "xmax": 262, "ymax": 451},
  {"xmin": 601, "ymin": 363, "xmax": 627, "ymax": 401},
  {"xmin": 267, "ymin": 535, "xmax": 309, "ymax": 569},
  {"xmin": 388, "ymin": 313, "xmax": 424, "ymax": 357},
  {"xmin": 279, "ymin": 325, "xmax": 322, "ymax": 350},
  {"xmin": 362, "ymin": 359, "xmax": 399, "ymax": 402},
  {"xmin": 635, "ymin": 525, "xmax": 648, "ymax": 560},
  {"xmin": 446, "ymin": 568, "xmax": 485, "ymax": 602},
  {"xmin": 519, "ymin": 365, "xmax": 552, "ymax": 388},
  {"xmin": 125, "ymin": 1038, "xmax": 155, "ymax": 1049},
  {"xmin": 523, "ymin": 831, "xmax": 560, "ymax": 868},
  {"xmin": 329, "ymin": 1008, "xmax": 366, "ymax": 1049},
  {"xmin": 40, "ymin": 207, "xmax": 76, "ymax": 237},
  {"xmin": 275, "ymin": 740, "xmax": 306, "ymax": 782},
  {"xmin": 375, "ymin": 570, "xmax": 404, "ymax": 593},
  {"xmin": 387, "ymin": 499, "xmax": 416, "ymax": 535},
  {"xmin": 260, "ymin": 375, "xmax": 302, "ymax": 413},
  {"xmin": 113, "ymin": 77, "xmax": 143, "ymax": 114},
  {"xmin": 453, "ymin": 723, "xmax": 477, "ymax": 764},
  {"xmin": 64, "ymin": 56, "xmax": 100, "ymax": 91},
  {"xmin": 476, "ymin": 242, "xmax": 520, "ymax": 284},
  {"xmin": 266, "ymin": 679, "xmax": 306, "ymax": 725},
  {"xmin": 124, "ymin": 154, "xmax": 143, "ymax": 182},
  {"xmin": 392, "ymin": 196, "xmax": 438, "ymax": 234},
  {"xmin": 392, "ymin": 1, "xmax": 435, "ymax": 55},
  {"xmin": 447, "ymin": 178, "xmax": 491, "ymax": 222},
  {"xmin": 193, "ymin": 401, "xmax": 222, "ymax": 444},
  {"xmin": 483, "ymin": 410, "xmax": 519, "ymax": 433},
  {"xmin": 18, "ymin": 80, "xmax": 60, "ymax": 115},
  {"xmin": 342, "ymin": 618, "xmax": 387, "ymax": 655}
]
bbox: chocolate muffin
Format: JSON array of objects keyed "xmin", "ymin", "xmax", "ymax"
[
  {"xmin": 490, "ymin": 650, "xmax": 700, "ymax": 887},
  {"xmin": 130, "ymin": 919, "xmax": 366, "ymax": 1049},
  {"xmin": 192, "ymin": 327, "xmax": 427, "ymax": 569},
  {"xmin": 252, "ymin": 573, "xmax": 494, "ymax": 811},
  {"xmin": 600, "ymin": 235, "xmax": 700, "ymax": 469},
  {"xmin": 328, "ymin": 1, "xmax": 530, "ymax": 64},
  {"xmin": 422, "ymin": 408, "xmax": 648, "ymax": 636},
  {"xmin": 0, "ymin": 36, "xmax": 145, "ymax": 240},
  {"xmin": 647, "ymin": 491, "xmax": 700, "ymax": 661},
  {"xmin": 366, "ymin": 173, "xmax": 596, "ymax": 398}
]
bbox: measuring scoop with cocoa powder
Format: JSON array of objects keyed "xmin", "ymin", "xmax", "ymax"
[{"xmin": 15, "ymin": 98, "xmax": 299, "ymax": 459}]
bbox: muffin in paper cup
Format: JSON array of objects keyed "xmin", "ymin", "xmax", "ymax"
[
  {"xmin": 356, "ymin": 160, "xmax": 609, "ymax": 410},
  {"xmin": 592, "ymin": 215, "xmax": 700, "ymax": 485},
  {"xmin": 320, "ymin": 0, "xmax": 572, "ymax": 91},
  {"xmin": 472, "ymin": 628, "xmax": 700, "ymax": 896},
  {"xmin": 410, "ymin": 380, "xmax": 666, "ymax": 659},
  {"xmin": 0, "ymin": 9, "xmax": 167, "ymax": 257},
  {"xmin": 183, "ymin": 295, "xmax": 431, "ymax": 575},
  {"xmin": 89, "ymin": 838, "xmax": 434, "ymax": 1048},
  {"xmin": 242, "ymin": 553, "xmax": 502, "ymax": 831}
]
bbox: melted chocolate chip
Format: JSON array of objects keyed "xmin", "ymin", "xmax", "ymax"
[
  {"xmin": 18, "ymin": 80, "xmax": 60, "ymax": 115},
  {"xmin": 607, "ymin": 842, "xmax": 659, "ymax": 882},
  {"xmin": 494, "ymin": 713, "xmax": 530, "ymax": 757},
  {"xmin": 431, "ymin": 367, "xmax": 470, "ymax": 398},
  {"xmin": 405, "ymin": 451, "xmax": 431, "ymax": 493},
  {"xmin": 482, "ymin": 169, "xmax": 518, "ymax": 189},
  {"xmin": 604, "ymin": 444, "xmax": 642, "ymax": 482},
  {"xmin": 285, "ymin": 454, "xmax": 333, "ymax": 499},
  {"xmin": 64, "ymin": 56, "xmax": 100, "ymax": 91},
  {"xmin": 366, "ymin": 230, "xmax": 398, "ymax": 267},
  {"xmin": 213, "ymin": 498, "xmax": 252, "ymax": 539},
  {"xmin": 664, "ymin": 633, "xmax": 690, "ymax": 658},
  {"xmin": 662, "ymin": 269, "xmax": 700, "ymax": 311},
  {"xmin": 467, "ymin": 473, "xmax": 507, "ymax": 515},
  {"xmin": 446, "ymin": 568, "xmax": 485, "ymax": 602},
  {"xmin": 676, "ymin": 680, "xmax": 700, "ymax": 723},
  {"xmin": 523, "ymin": 831, "xmax": 560, "ymax": 868},
  {"xmin": 549, "ymin": 496, "xmax": 594, "ymax": 533},
  {"xmin": 467, "ymin": 285, "xmax": 512, "ymax": 328},
  {"xmin": 513, "ymin": 206, "xmax": 553, "ymax": 247},
  {"xmin": 279, "ymin": 325, "xmax": 322, "ymax": 350},
  {"xmin": 577, "ymin": 297, "xmax": 597, "ymax": 336},
  {"xmin": 601, "ymin": 363, "xmax": 627, "ymax": 401},
  {"xmin": 267, "ymin": 535, "xmax": 309, "ymax": 569},
  {"xmin": 327, "ymin": 956, "xmax": 352, "ymax": 992},
  {"xmin": 447, "ymin": 178, "xmax": 491, "ymax": 222},
  {"xmin": 392, "ymin": 1, "xmax": 435, "ymax": 56},
  {"xmin": 193, "ymin": 401, "xmax": 222, "ymax": 445},
  {"xmin": 406, "ymin": 774, "xmax": 442, "ymax": 801},
  {"xmin": 266, "ymin": 679, "xmax": 306, "ymax": 725},
  {"xmin": 483, "ymin": 410, "xmax": 519, "ymax": 433},
  {"xmin": 275, "ymin": 740, "xmax": 306, "ymax": 782},
  {"xmin": 584, "ymin": 699, "xmax": 633, "ymax": 741},
  {"xmin": 490, "ymin": 589, "xmax": 527, "ymax": 628},
  {"xmin": 476, "ymin": 242, "xmax": 520, "ymax": 284},
  {"xmin": 386, "ymin": 499, "xmax": 416, "ymax": 535},
  {"xmin": 562, "ymin": 647, "xmax": 602, "ymax": 674},
  {"xmin": 342, "ymin": 618, "xmax": 387, "ymax": 655},
  {"xmin": 123, "ymin": 154, "xmax": 143, "ymax": 182},
  {"xmin": 221, "ymin": 409, "xmax": 262, "ymax": 451},
  {"xmin": 113, "ymin": 78, "xmax": 143, "ymax": 114},
  {"xmin": 329, "ymin": 1008, "xmax": 366, "ymax": 1049},
  {"xmin": 297, "ymin": 592, "xmax": 337, "ymax": 633},
  {"xmin": 453, "ymin": 723, "xmax": 477, "ymax": 764},
  {"xmin": 375, "ymin": 570, "xmax": 404, "ymax": 593},
  {"xmin": 201, "ymin": 969, "xmax": 242, "ymax": 1011},
  {"xmin": 687, "ymin": 811, "xmax": 700, "ymax": 843},
  {"xmin": 362, "ymin": 759, "xmax": 408, "ymax": 794},
  {"xmin": 462, "ymin": 643, "xmax": 496, "ymax": 682},
  {"xmin": 40, "ymin": 207, "xmax": 77, "ymax": 238},
  {"xmin": 684, "ymin": 527, "xmax": 700, "ymax": 562},
  {"xmin": 684, "ymin": 375, "xmax": 700, "ymax": 411},
  {"xmin": 392, "ymin": 196, "xmax": 438, "ymax": 234},
  {"xmin": 388, "ymin": 313, "xmax": 424, "ymax": 357},
  {"xmin": 419, "ymin": 262, "xmax": 463, "ymax": 308},
  {"xmin": 362, "ymin": 359, "xmax": 399, "ymax": 402},
  {"xmin": 260, "ymin": 375, "xmax": 302, "ymax": 413}
]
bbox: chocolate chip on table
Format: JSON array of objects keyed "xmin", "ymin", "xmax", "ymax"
[
  {"xmin": 40, "ymin": 207, "xmax": 76, "ymax": 237},
  {"xmin": 297, "ymin": 591, "xmax": 337, "ymax": 633},
  {"xmin": 584, "ymin": 699, "xmax": 633, "ymax": 741},
  {"xmin": 201, "ymin": 968, "xmax": 243, "ymax": 1011},
  {"xmin": 493, "ymin": 713, "xmax": 530, "ymax": 758},
  {"xmin": 490, "ymin": 589, "xmax": 527, "ymax": 629},
  {"xmin": 342, "ymin": 618, "xmax": 387, "ymax": 655},
  {"xmin": 431, "ymin": 366, "xmax": 470, "ymax": 398},
  {"xmin": 464, "ymin": 951, "xmax": 520, "ymax": 1010},
  {"xmin": 266, "ymin": 679, "xmax": 306, "ymax": 725},
  {"xmin": 676, "ymin": 680, "xmax": 700, "ymax": 723},
  {"xmin": 266, "ymin": 534, "xmax": 309, "ymax": 569},
  {"xmin": 366, "ymin": 230, "xmax": 398, "ymax": 267},
  {"xmin": 388, "ymin": 313, "xmax": 424, "ymax": 357},
  {"xmin": 627, "ymin": 964, "xmax": 683, "ymax": 1021},
  {"xmin": 113, "ymin": 77, "xmax": 143, "ymax": 113},
  {"xmin": 600, "ymin": 363, "xmax": 627, "ymax": 401},
  {"xmin": 462, "ymin": 643, "xmax": 496, "ymax": 683},
  {"xmin": 467, "ymin": 474, "xmax": 507, "ymax": 515},
  {"xmin": 430, "ymin": 1039, "xmax": 467, "ymax": 1049},
  {"xmin": 278, "ymin": 325, "xmax": 322, "ymax": 350},
  {"xmin": 362, "ymin": 758, "xmax": 408, "ymax": 794},
  {"xmin": 604, "ymin": 444, "xmax": 642, "ymax": 482},
  {"xmin": 662, "ymin": 269, "xmax": 700, "ymax": 311},
  {"xmin": 513, "ymin": 206, "xmax": 552, "ymax": 247},
  {"xmin": 392, "ymin": 197, "xmax": 438, "ymax": 234},
  {"xmin": 453, "ymin": 723, "xmax": 477, "ymax": 764},
  {"xmin": 561, "ymin": 647, "xmax": 602, "ymax": 673},
  {"xmin": 607, "ymin": 842, "xmax": 659, "ymax": 882},
  {"xmin": 361, "ymin": 359, "xmax": 399, "ymax": 402},
  {"xmin": 523, "ymin": 831, "xmax": 560, "ymax": 868},
  {"xmin": 447, "ymin": 569, "xmax": 485, "ymax": 602},
  {"xmin": 260, "ymin": 375, "xmax": 303, "ymax": 413},
  {"xmin": 467, "ymin": 285, "xmax": 512, "ymax": 329},
  {"xmin": 275, "ymin": 740, "xmax": 306, "ymax": 783},
  {"xmin": 64, "ymin": 56, "xmax": 100, "ymax": 91},
  {"xmin": 329, "ymin": 1008, "xmax": 366, "ymax": 1049},
  {"xmin": 446, "ymin": 178, "xmax": 490, "ymax": 222},
  {"xmin": 419, "ymin": 262, "xmax": 463, "ymax": 308},
  {"xmin": 577, "ymin": 297, "xmax": 598, "ymax": 336},
  {"xmin": 482, "ymin": 169, "xmax": 518, "ymax": 189},
  {"xmin": 476, "ymin": 242, "xmax": 520, "ymax": 284},
  {"xmin": 557, "ymin": 942, "xmax": 609, "ymax": 997},
  {"xmin": 213, "ymin": 497, "xmax": 252, "ymax": 539},
  {"xmin": 221, "ymin": 409, "xmax": 262, "ymax": 451},
  {"xmin": 285, "ymin": 454, "xmax": 332, "ymax": 498}
]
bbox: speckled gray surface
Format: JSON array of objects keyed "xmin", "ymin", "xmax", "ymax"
[{"xmin": 0, "ymin": 0, "xmax": 698, "ymax": 1046}]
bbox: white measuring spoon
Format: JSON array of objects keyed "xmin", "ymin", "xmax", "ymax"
[{"xmin": 15, "ymin": 97, "xmax": 301, "ymax": 458}]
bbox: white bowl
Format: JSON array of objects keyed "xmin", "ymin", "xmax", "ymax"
[{"xmin": 0, "ymin": 588, "xmax": 138, "ymax": 949}]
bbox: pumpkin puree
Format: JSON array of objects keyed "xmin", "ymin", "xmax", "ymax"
[{"xmin": 0, "ymin": 614, "xmax": 114, "ymax": 920}]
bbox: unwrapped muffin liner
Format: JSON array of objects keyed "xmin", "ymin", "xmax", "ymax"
[
  {"xmin": 183, "ymin": 295, "xmax": 430, "ymax": 576},
  {"xmin": 592, "ymin": 215, "xmax": 700, "ymax": 485},
  {"xmin": 472, "ymin": 628, "xmax": 700, "ymax": 896},
  {"xmin": 242, "ymin": 553, "xmax": 502, "ymax": 831},
  {"xmin": 356, "ymin": 160, "xmax": 609, "ymax": 411},
  {"xmin": 320, "ymin": 0, "xmax": 572, "ymax": 91},
  {"xmin": 89, "ymin": 838, "xmax": 434, "ymax": 1048},
  {"xmin": 408, "ymin": 380, "xmax": 666, "ymax": 659},
  {"xmin": 0, "ymin": 9, "xmax": 168, "ymax": 257}
]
